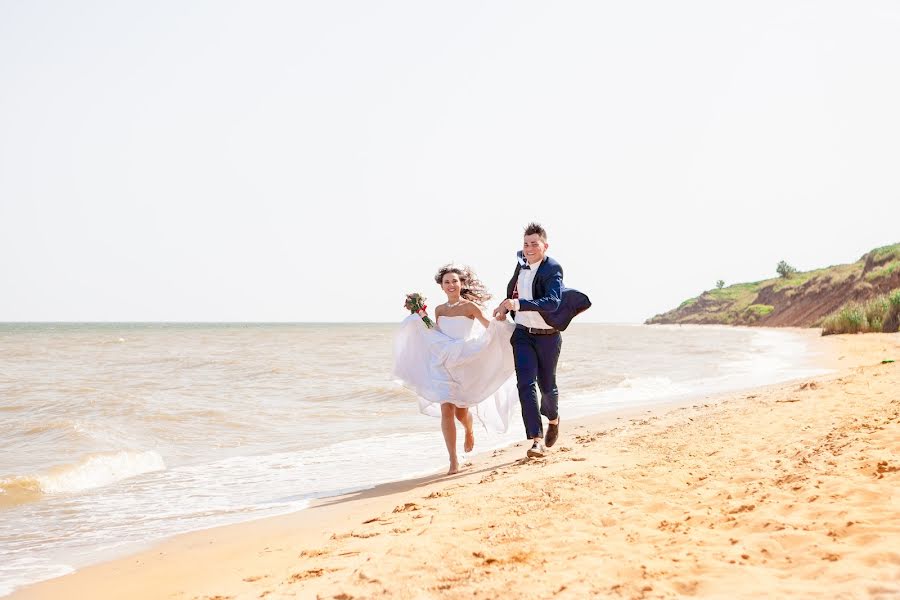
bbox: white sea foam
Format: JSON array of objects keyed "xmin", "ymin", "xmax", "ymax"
[
  {"xmin": 0, "ymin": 558, "xmax": 73, "ymax": 598},
  {"xmin": 1, "ymin": 450, "xmax": 167, "ymax": 510},
  {"xmin": 36, "ymin": 450, "xmax": 166, "ymax": 495}
]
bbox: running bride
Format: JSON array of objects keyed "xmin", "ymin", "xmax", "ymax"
[{"xmin": 393, "ymin": 264, "xmax": 518, "ymax": 474}]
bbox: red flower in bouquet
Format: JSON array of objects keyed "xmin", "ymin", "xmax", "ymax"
[{"xmin": 404, "ymin": 292, "xmax": 435, "ymax": 329}]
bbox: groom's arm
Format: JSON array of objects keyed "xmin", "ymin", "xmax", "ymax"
[
  {"xmin": 495, "ymin": 267, "xmax": 521, "ymax": 319},
  {"xmin": 515, "ymin": 264, "xmax": 563, "ymax": 313}
]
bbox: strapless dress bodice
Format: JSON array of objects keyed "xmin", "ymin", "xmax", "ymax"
[{"xmin": 437, "ymin": 315, "xmax": 476, "ymax": 341}]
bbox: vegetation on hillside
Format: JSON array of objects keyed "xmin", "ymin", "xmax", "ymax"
[
  {"xmin": 821, "ymin": 289, "xmax": 900, "ymax": 335},
  {"xmin": 646, "ymin": 243, "xmax": 900, "ymax": 334},
  {"xmin": 776, "ymin": 260, "xmax": 798, "ymax": 279}
]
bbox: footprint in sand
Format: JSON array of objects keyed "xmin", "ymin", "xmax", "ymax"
[
  {"xmin": 876, "ymin": 460, "xmax": 899, "ymax": 474},
  {"xmin": 479, "ymin": 470, "xmax": 499, "ymax": 484},
  {"xmin": 350, "ymin": 531, "xmax": 380, "ymax": 538},
  {"xmin": 287, "ymin": 568, "xmax": 331, "ymax": 582}
]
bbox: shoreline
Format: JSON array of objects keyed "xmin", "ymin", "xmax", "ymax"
[{"xmin": 11, "ymin": 330, "xmax": 900, "ymax": 599}]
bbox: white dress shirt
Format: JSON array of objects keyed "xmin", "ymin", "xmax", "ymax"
[{"xmin": 512, "ymin": 260, "xmax": 552, "ymax": 329}]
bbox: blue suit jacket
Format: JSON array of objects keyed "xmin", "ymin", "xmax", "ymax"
[{"xmin": 505, "ymin": 252, "xmax": 591, "ymax": 331}]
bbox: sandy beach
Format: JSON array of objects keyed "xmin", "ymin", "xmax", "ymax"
[{"xmin": 12, "ymin": 331, "xmax": 899, "ymax": 600}]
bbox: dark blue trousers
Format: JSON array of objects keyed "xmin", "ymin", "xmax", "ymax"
[{"xmin": 511, "ymin": 326, "xmax": 562, "ymax": 439}]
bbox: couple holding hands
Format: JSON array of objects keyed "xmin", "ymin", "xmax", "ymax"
[{"xmin": 393, "ymin": 222, "xmax": 591, "ymax": 474}]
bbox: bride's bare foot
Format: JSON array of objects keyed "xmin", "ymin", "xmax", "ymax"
[
  {"xmin": 447, "ymin": 459, "xmax": 459, "ymax": 475},
  {"xmin": 464, "ymin": 414, "xmax": 475, "ymax": 453}
]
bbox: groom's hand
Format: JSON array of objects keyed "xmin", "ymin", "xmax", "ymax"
[{"xmin": 493, "ymin": 299, "xmax": 514, "ymax": 320}]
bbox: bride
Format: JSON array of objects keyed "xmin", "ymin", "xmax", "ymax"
[{"xmin": 393, "ymin": 264, "xmax": 518, "ymax": 474}]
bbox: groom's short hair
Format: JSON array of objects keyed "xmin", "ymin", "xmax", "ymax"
[{"xmin": 524, "ymin": 222, "xmax": 547, "ymax": 241}]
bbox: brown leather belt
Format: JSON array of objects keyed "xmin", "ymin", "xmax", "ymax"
[{"xmin": 516, "ymin": 324, "xmax": 559, "ymax": 335}]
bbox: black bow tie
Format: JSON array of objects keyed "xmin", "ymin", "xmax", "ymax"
[{"xmin": 517, "ymin": 251, "xmax": 533, "ymax": 270}]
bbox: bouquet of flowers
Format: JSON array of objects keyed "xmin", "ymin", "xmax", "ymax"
[{"xmin": 404, "ymin": 292, "xmax": 434, "ymax": 329}]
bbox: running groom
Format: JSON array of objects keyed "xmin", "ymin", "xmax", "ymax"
[{"xmin": 493, "ymin": 223, "xmax": 591, "ymax": 458}]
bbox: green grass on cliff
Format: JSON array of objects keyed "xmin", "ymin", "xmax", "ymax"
[
  {"xmin": 865, "ymin": 259, "xmax": 900, "ymax": 282},
  {"xmin": 647, "ymin": 242, "xmax": 900, "ymax": 329},
  {"xmin": 706, "ymin": 282, "xmax": 761, "ymax": 301},
  {"xmin": 769, "ymin": 269, "xmax": 818, "ymax": 291},
  {"xmin": 690, "ymin": 282, "xmax": 766, "ymax": 325},
  {"xmin": 863, "ymin": 243, "xmax": 900, "ymax": 283},
  {"xmin": 821, "ymin": 289, "xmax": 900, "ymax": 335},
  {"xmin": 678, "ymin": 298, "xmax": 697, "ymax": 310},
  {"xmin": 746, "ymin": 304, "xmax": 775, "ymax": 317},
  {"xmin": 871, "ymin": 243, "xmax": 900, "ymax": 261}
]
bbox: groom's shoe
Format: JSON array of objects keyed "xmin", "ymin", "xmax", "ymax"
[
  {"xmin": 526, "ymin": 440, "xmax": 546, "ymax": 458},
  {"xmin": 545, "ymin": 418, "xmax": 560, "ymax": 448}
]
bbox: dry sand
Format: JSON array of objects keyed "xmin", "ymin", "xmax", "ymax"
[{"xmin": 13, "ymin": 332, "xmax": 900, "ymax": 600}]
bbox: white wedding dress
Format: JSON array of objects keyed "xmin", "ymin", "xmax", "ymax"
[{"xmin": 393, "ymin": 315, "xmax": 519, "ymax": 433}]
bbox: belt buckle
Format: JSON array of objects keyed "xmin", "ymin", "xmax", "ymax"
[{"xmin": 518, "ymin": 324, "xmax": 555, "ymax": 335}]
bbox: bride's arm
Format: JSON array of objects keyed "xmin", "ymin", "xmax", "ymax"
[{"xmin": 469, "ymin": 303, "xmax": 491, "ymax": 328}]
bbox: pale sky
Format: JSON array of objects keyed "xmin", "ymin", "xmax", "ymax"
[{"xmin": 1, "ymin": 1, "xmax": 898, "ymax": 323}]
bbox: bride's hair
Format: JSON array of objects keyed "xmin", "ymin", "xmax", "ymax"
[{"xmin": 434, "ymin": 263, "xmax": 492, "ymax": 307}]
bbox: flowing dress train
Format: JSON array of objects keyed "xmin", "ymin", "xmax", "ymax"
[{"xmin": 393, "ymin": 315, "xmax": 519, "ymax": 433}]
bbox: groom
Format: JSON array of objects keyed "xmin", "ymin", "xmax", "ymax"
[{"xmin": 493, "ymin": 223, "xmax": 591, "ymax": 458}]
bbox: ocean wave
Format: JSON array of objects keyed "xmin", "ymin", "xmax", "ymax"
[
  {"xmin": 0, "ymin": 477, "xmax": 43, "ymax": 509},
  {"xmin": 360, "ymin": 383, "xmax": 417, "ymax": 402},
  {"xmin": 145, "ymin": 408, "xmax": 229, "ymax": 422},
  {"xmin": 307, "ymin": 382, "xmax": 416, "ymax": 405},
  {"xmin": 565, "ymin": 375, "xmax": 695, "ymax": 417},
  {"xmin": 23, "ymin": 419, "xmax": 91, "ymax": 438},
  {"xmin": 0, "ymin": 450, "xmax": 166, "ymax": 509},
  {"xmin": 617, "ymin": 376, "xmax": 677, "ymax": 391},
  {"xmin": 570, "ymin": 375, "xmax": 683, "ymax": 400},
  {"xmin": 604, "ymin": 376, "xmax": 691, "ymax": 401},
  {"xmin": 0, "ymin": 560, "xmax": 74, "ymax": 598}
]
